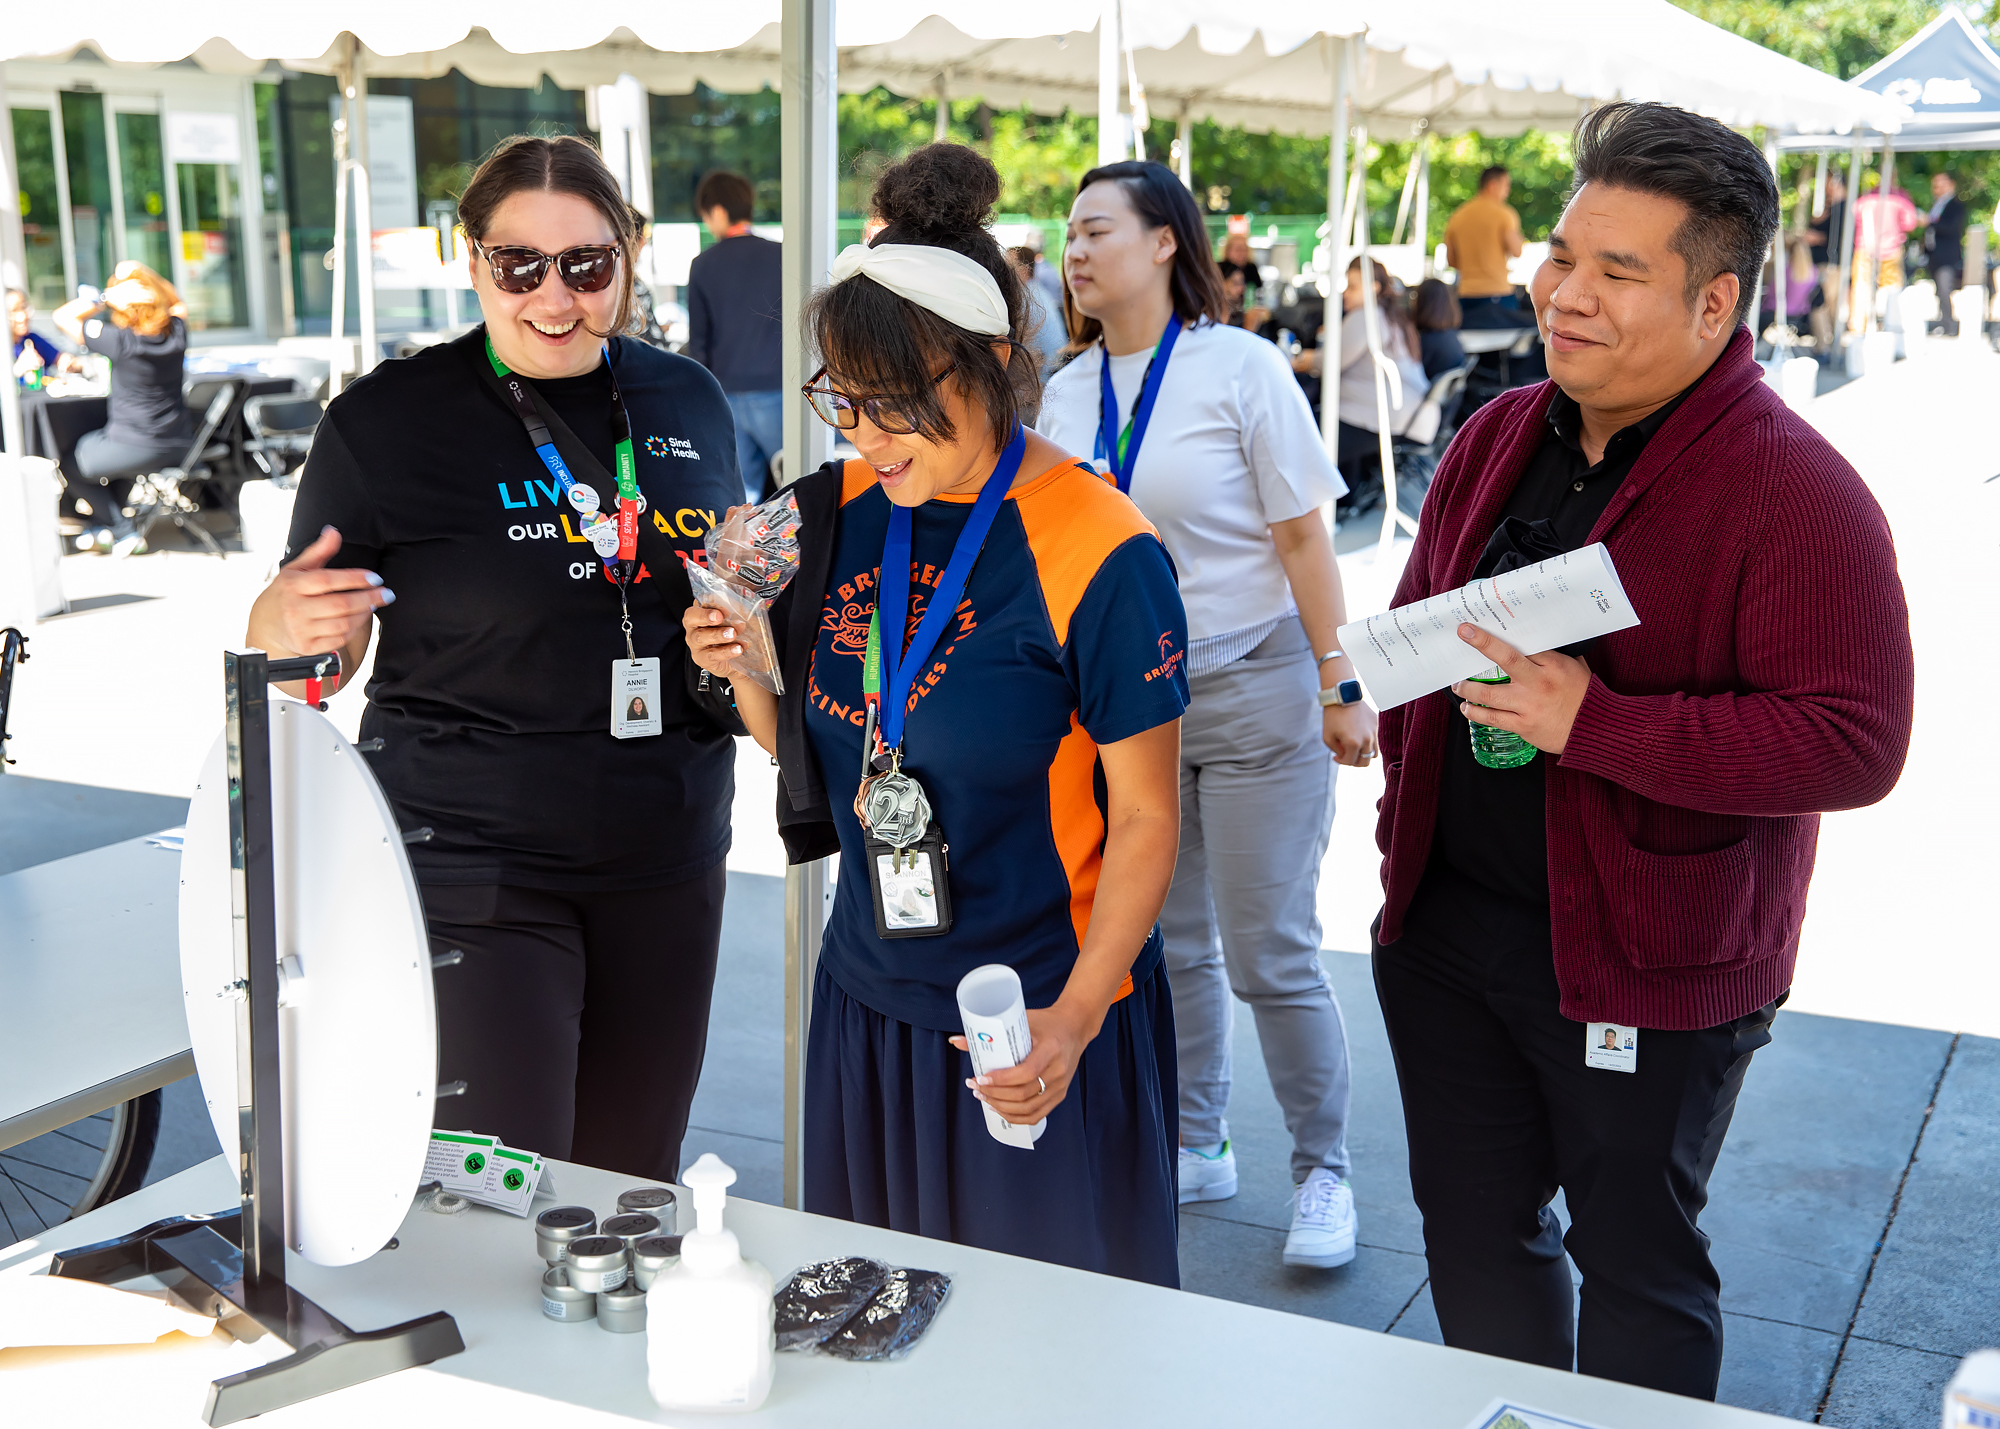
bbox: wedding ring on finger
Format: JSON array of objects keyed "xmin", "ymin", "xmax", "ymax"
[{"xmin": 1037, "ymin": 1076, "xmax": 1047, "ymax": 1096}]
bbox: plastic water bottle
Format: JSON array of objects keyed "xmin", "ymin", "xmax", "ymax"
[
  {"xmin": 1943, "ymin": 1349, "xmax": 2000, "ymax": 1429},
  {"xmin": 1465, "ymin": 666, "xmax": 1537, "ymax": 769}
]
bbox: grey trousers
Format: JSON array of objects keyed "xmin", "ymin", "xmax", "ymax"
[{"xmin": 1161, "ymin": 618, "xmax": 1353, "ymax": 1183}]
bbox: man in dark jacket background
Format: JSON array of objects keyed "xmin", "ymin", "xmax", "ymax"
[
  {"xmin": 1372, "ymin": 102, "xmax": 1913, "ymax": 1401},
  {"xmin": 685, "ymin": 170, "xmax": 783, "ymax": 499},
  {"xmin": 1921, "ymin": 171, "xmax": 1967, "ymax": 337}
]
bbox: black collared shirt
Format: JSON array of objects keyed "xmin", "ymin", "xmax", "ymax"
[{"xmin": 1429, "ymin": 380, "xmax": 1694, "ymax": 905}]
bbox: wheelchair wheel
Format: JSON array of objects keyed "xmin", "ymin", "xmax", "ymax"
[{"xmin": 0, "ymin": 1090, "xmax": 161, "ymax": 1239}]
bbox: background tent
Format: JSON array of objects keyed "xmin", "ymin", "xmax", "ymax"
[{"xmin": 1783, "ymin": 6, "xmax": 2000, "ymax": 153}]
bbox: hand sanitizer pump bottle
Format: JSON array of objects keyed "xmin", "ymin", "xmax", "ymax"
[{"xmin": 646, "ymin": 1154, "xmax": 774, "ymax": 1413}]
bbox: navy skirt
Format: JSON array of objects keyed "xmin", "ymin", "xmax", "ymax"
[{"xmin": 803, "ymin": 960, "xmax": 1181, "ymax": 1288}]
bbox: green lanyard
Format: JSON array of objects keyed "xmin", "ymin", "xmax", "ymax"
[{"xmin": 483, "ymin": 333, "xmax": 639, "ymax": 564}]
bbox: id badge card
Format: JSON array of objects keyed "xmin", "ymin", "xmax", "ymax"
[
  {"xmin": 866, "ymin": 824, "xmax": 953, "ymax": 940},
  {"xmin": 611, "ymin": 658, "xmax": 662, "ymax": 739},
  {"xmin": 1585, "ymin": 1023, "xmax": 1638, "ymax": 1073}
]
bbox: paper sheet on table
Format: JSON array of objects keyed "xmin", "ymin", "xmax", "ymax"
[
  {"xmin": 1462, "ymin": 1399, "xmax": 1614, "ymax": 1429},
  {"xmin": 0, "ymin": 1274, "xmax": 214, "ymax": 1349},
  {"xmin": 1337, "ymin": 543, "xmax": 1638, "ymax": 711}
]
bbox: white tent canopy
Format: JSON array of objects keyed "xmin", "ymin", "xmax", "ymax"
[{"xmin": 8, "ymin": 1, "xmax": 1901, "ymax": 138}]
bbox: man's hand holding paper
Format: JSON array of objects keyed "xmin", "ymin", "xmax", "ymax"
[
  {"xmin": 1451, "ymin": 626, "xmax": 1593, "ymax": 755},
  {"xmin": 1336, "ymin": 542, "xmax": 1639, "ymax": 712}
]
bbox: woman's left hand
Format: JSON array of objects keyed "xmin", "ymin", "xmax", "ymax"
[
  {"xmin": 1323, "ymin": 701, "xmax": 1379, "ymax": 767},
  {"xmin": 949, "ymin": 1002, "xmax": 1096, "ymax": 1125}
]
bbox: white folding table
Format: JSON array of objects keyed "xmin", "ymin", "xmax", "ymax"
[
  {"xmin": 0, "ymin": 837, "xmax": 190, "ymax": 1151},
  {"xmin": 0, "ymin": 1154, "xmax": 1803, "ymax": 1428}
]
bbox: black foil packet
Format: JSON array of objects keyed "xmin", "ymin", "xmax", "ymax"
[
  {"xmin": 773, "ymin": 1257, "xmax": 890, "ymax": 1351},
  {"xmin": 820, "ymin": 1267, "xmax": 953, "ymax": 1362}
]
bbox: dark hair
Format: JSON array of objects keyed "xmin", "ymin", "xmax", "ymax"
[
  {"xmin": 458, "ymin": 135, "xmax": 640, "ymax": 339},
  {"xmin": 807, "ymin": 143, "xmax": 1036, "ymax": 450},
  {"xmin": 1064, "ymin": 160, "xmax": 1229, "ymax": 355},
  {"xmin": 1937, "ymin": 170, "xmax": 1959, "ymax": 186},
  {"xmin": 1411, "ymin": 278, "xmax": 1462, "ymax": 332},
  {"xmin": 1479, "ymin": 165, "xmax": 1510, "ymax": 189},
  {"xmin": 1568, "ymin": 101, "xmax": 1779, "ymax": 329},
  {"xmin": 1346, "ymin": 257, "xmax": 1420, "ymax": 355},
  {"xmin": 696, "ymin": 170, "xmax": 755, "ymax": 224},
  {"xmin": 1007, "ymin": 245, "xmax": 1039, "ymax": 275}
]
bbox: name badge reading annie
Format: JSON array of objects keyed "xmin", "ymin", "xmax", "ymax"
[{"xmin": 611, "ymin": 659, "xmax": 662, "ymax": 739}]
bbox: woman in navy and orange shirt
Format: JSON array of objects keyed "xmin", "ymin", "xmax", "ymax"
[{"xmin": 684, "ymin": 143, "xmax": 1189, "ymax": 1284}]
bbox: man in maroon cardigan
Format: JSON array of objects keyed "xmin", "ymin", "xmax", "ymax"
[{"xmin": 1372, "ymin": 102, "xmax": 1913, "ymax": 1399}]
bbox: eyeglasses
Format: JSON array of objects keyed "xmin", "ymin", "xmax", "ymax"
[
  {"xmin": 471, "ymin": 240, "xmax": 621, "ymax": 295},
  {"xmin": 801, "ymin": 364, "xmax": 956, "ymax": 435}
]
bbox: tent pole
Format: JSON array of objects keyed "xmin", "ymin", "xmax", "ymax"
[
  {"xmin": 1812, "ymin": 152, "xmax": 1828, "ymax": 224},
  {"xmin": 1761, "ymin": 135, "xmax": 1783, "ymax": 363},
  {"xmin": 779, "ymin": 0, "xmax": 837, "ymax": 1213},
  {"xmin": 0, "ymin": 71, "xmax": 28, "ymax": 472},
  {"xmin": 1176, "ymin": 109, "xmax": 1193, "ymax": 191},
  {"xmin": 1321, "ymin": 35, "xmax": 1350, "ymax": 465},
  {"xmin": 1878, "ymin": 134, "xmax": 1897, "ymax": 337},
  {"xmin": 934, "ymin": 73, "xmax": 949, "ymax": 143},
  {"xmin": 353, "ymin": 52, "xmax": 378, "ymax": 375},
  {"xmin": 328, "ymin": 41, "xmax": 353, "ymax": 398},
  {"xmin": 1414, "ymin": 132, "xmax": 1431, "ymax": 276},
  {"xmin": 1352, "ymin": 130, "xmax": 1411, "ymax": 559},
  {"xmin": 1098, "ymin": 0, "xmax": 1123, "ymax": 165},
  {"xmin": 1836, "ymin": 139, "xmax": 1862, "ymax": 349},
  {"xmin": 1390, "ymin": 139, "xmax": 1420, "ymax": 246}
]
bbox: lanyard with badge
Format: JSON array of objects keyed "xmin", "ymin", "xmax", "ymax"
[
  {"xmin": 483, "ymin": 333, "xmax": 661, "ymax": 740},
  {"xmin": 1093, "ymin": 318, "xmax": 1181, "ymax": 493},
  {"xmin": 854, "ymin": 424, "xmax": 1025, "ymax": 939}
]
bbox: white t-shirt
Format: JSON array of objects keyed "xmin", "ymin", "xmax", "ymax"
[{"xmin": 1037, "ymin": 320, "xmax": 1346, "ymax": 664}]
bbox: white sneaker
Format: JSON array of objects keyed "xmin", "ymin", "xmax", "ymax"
[
  {"xmin": 1177, "ymin": 1141, "xmax": 1238, "ymax": 1204},
  {"xmin": 1284, "ymin": 1167, "xmax": 1357, "ymax": 1268}
]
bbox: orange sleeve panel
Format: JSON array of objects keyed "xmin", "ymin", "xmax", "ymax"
[
  {"xmin": 1013, "ymin": 465, "xmax": 1161, "ymax": 646},
  {"xmin": 841, "ymin": 460, "xmax": 877, "ymax": 507},
  {"xmin": 1045, "ymin": 711, "xmax": 1106, "ymax": 958}
]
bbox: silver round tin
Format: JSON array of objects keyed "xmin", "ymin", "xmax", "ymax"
[
  {"xmin": 563, "ymin": 1235, "xmax": 630, "ymax": 1293},
  {"xmin": 596, "ymin": 1279, "xmax": 648, "ymax": 1334},
  {"xmin": 541, "ymin": 1265, "xmax": 596, "ymax": 1322},
  {"xmin": 535, "ymin": 1205, "xmax": 598, "ymax": 1265},
  {"xmin": 615, "ymin": 1186, "xmax": 677, "ymax": 1224},
  {"xmin": 631, "ymin": 1234, "xmax": 683, "ymax": 1290},
  {"xmin": 600, "ymin": 1211, "xmax": 661, "ymax": 1255}
]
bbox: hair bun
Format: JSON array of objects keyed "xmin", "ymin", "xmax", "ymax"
[{"xmin": 871, "ymin": 143, "xmax": 1000, "ymax": 243}]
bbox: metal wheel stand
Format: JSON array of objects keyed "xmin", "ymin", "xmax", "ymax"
[{"xmin": 49, "ymin": 648, "xmax": 463, "ymax": 1426}]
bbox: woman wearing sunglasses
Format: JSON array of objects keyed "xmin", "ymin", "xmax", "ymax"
[
  {"xmin": 247, "ymin": 135, "xmax": 745, "ymax": 1184},
  {"xmin": 684, "ymin": 143, "xmax": 1189, "ymax": 1284}
]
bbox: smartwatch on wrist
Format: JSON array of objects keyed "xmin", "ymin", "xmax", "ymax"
[{"xmin": 1317, "ymin": 679, "xmax": 1365, "ymax": 708}]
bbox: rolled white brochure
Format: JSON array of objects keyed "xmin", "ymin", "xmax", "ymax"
[{"xmin": 956, "ymin": 963, "xmax": 1048, "ymax": 1150}]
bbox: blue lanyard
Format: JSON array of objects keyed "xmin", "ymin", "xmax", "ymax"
[
  {"xmin": 1094, "ymin": 318, "xmax": 1181, "ymax": 493},
  {"xmin": 484, "ymin": 333, "xmax": 637, "ymax": 574},
  {"xmin": 872, "ymin": 425, "xmax": 1026, "ymax": 754}
]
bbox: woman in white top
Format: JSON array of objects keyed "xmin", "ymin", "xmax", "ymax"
[{"xmin": 1040, "ymin": 160, "xmax": 1379, "ymax": 1272}]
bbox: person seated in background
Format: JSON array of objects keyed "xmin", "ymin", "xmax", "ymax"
[
  {"xmin": 8, "ymin": 288, "xmax": 75, "ymax": 387},
  {"xmin": 1757, "ymin": 233, "xmax": 1822, "ymax": 346},
  {"xmin": 1215, "ymin": 236, "xmax": 1272, "ymax": 333},
  {"xmin": 1308, "ymin": 258, "xmax": 1428, "ymax": 514},
  {"xmin": 1008, "ymin": 245, "xmax": 1067, "ymax": 376},
  {"xmin": 1412, "ymin": 279, "xmax": 1466, "ymax": 380},
  {"xmin": 1215, "ymin": 232, "xmax": 1256, "ymax": 292},
  {"xmin": 1444, "ymin": 166, "xmax": 1526, "ymax": 328},
  {"xmin": 53, "ymin": 262, "xmax": 192, "ymax": 557}
]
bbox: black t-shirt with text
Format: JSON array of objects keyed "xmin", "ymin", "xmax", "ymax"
[{"xmin": 285, "ymin": 328, "xmax": 743, "ymax": 891}]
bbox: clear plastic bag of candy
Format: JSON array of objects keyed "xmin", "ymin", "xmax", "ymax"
[
  {"xmin": 772, "ymin": 1257, "xmax": 889, "ymax": 1352},
  {"xmin": 686, "ymin": 490, "xmax": 804, "ymax": 695}
]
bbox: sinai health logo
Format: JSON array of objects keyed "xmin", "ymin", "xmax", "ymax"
[{"xmin": 1883, "ymin": 76, "xmax": 1982, "ymax": 105}]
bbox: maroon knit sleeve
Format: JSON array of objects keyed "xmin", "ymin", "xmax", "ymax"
[{"xmin": 1558, "ymin": 436, "xmax": 1914, "ymax": 816}]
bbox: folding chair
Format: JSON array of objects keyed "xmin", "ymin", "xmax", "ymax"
[{"xmin": 125, "ymin": 379, "xmax": 240, "ymax": 558}]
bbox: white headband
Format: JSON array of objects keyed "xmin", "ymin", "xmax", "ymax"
[{"xmin": 829, "ymin": 242, "xmax": 1011, "ymax": 337}]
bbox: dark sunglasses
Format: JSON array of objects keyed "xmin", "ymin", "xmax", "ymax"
[
  {"xmin": 801, "ymin": 364, "xmax": 956, "ymax": 436},
  {"xmin": 471, "ymin": 239, "xmax": 621, "ymax": 295}
]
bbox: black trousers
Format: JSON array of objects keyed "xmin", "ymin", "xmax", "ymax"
[
  {"xmin": 421, "ymin": 860, "xmax": 727, "ymax": 1183},
  {"xmin": 1934, "ymin": 264, "xmax": 1961, "ymax": 336},
  {"xmin": 1373, "ymin": 867, "xmax": 1778, "ymax": 1399}
]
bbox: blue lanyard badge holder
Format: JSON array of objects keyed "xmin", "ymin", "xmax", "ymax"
[
  {"xmin": 1093, "ymin": 319, "xmax": 1179, "ymax": 492},
  {"xmin": 857, "ymin": 427, "xmax": 1024, "ymax": 940}
]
